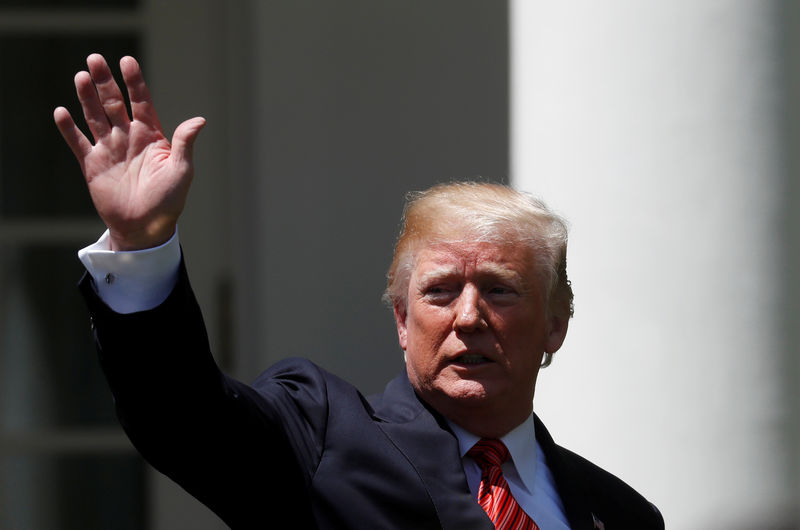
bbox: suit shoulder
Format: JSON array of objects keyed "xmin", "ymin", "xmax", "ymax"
[
  {"xmin": 554, "ymin": 444, "xmax": 665, "ymax": 529},
  {"xmin": 255, "ymin": 357, "xmax": 360, "ymax": 395},
  {"xmin": 251, "ymin": 357, "xmax": 369, "ymax": 423}
]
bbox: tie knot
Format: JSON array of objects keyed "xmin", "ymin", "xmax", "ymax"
[{"xmin": 467, "ymin": 438, "xmax": 510, "ymax": 469}]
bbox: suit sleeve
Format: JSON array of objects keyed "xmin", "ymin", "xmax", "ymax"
[{"xmin": 79, "ymin": 258, "xmax": 322, "ymax": 528}]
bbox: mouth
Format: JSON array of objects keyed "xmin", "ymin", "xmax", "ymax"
[{"xmin": 451, "ymin": 353, "xmax": 493, "ymax": 366}]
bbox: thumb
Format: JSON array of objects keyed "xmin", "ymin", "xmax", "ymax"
[{"xmin": 171, "ymin": 117, "xmax": 206, "ymax": 164}]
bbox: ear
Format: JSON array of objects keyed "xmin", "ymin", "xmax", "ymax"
[
  {"xmin": 545, "ymin": 314, "xmax": 569, "ymax": 354},
  {"xmin": 393, "ymin": 301, "xmax": 408, "ymax": 350}
]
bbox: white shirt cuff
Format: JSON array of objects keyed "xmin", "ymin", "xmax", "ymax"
[{"xmin": 77, "ymin": 229, "xmax": 181, "ymax": 314}]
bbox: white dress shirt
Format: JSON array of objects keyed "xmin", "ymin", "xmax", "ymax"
[
  {"xmin": 78, "ymin": 231, "xmax": 572, "ymax": 529},
  {"xmin": 448, "ymin": 416, "xmax": 571, "ymax": 529},
  {"xmin": 78, "ymin": 229, "xmax": 181, "ymax": 313}
]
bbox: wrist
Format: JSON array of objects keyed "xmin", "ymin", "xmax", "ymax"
[{"xmin": 109, "ymin": 224, "xmax": 177, "ymax": 251}]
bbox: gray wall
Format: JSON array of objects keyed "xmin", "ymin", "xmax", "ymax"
[
  {"xmin": 229, "ymin": 1, "xmax": 510, "ymax": 392},
  {"xmin": 780, "ymin": 0, "xmax": 800, "ymax": 519}
]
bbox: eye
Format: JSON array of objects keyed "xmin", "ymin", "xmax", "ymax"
[
  {"xmin": 485, "ymin": 284, "xmax": 520, "ymax": 304},
  {"xmin": 421, "ymin": 284, "xmax": 459, "ymax": 304}
]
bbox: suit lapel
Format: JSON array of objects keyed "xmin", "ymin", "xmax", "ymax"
[
  {"xmin": 370, "ymin": 373, "xmax": 493, "ymax": 530},
  {"xmin": 534, "ymin": 414, "xmax": 597, "ymax": 530},
  {"xmin": 368, "ymin": 375, "xmax": 604, "ymax": 529}
]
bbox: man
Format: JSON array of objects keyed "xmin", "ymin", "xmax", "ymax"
[{"xmin": 55, "ymin": 54, "xmax": 664, "ymax": 529}]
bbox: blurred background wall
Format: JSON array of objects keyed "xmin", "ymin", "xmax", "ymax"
[
  {"xmin": 0, "ymin": 1, "xmax": 796, "ymax": 528},
  {"xmin": 512, "ymin": 2, "xmax": 799, "ymax": 529}
]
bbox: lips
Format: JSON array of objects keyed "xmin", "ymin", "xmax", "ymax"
[{"xmin": 452, "ymin": 353, "xmax": 492, "ymax": 365}]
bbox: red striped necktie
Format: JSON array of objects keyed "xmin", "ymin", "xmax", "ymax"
[{"xmin": 467, "ymin": 439, "xmax": 540, "ymax": 530}]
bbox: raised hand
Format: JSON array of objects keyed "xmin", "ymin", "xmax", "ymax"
[{"xmin": 54, "ymin": 54, "xmax": 205, "ymax": 251}]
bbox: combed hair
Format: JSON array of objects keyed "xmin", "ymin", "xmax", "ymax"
[{"xmin": 383, "ymin": 181, "xmax": 574, "ymax": 367}]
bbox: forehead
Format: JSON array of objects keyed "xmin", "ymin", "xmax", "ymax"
[{"xmin": 411, "ymin": 240, "xmax": 535, "ymax": 280}]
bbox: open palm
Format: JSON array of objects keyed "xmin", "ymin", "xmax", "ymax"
[{"xmin": 54, "ymin": 54, "xmax": 205, "ymax": 250}]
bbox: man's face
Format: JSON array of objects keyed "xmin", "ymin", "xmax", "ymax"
[{"xmin": 393, "ymin": 239, "xmax": 568, "ymax": 432}]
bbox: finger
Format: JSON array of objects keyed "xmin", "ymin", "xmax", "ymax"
[
  {"xmin": 74, "ymin": 70, "xmax": 111, "ymax": 141},
  {"xmin": 170, "ymin": 117, "xmax": 206, "ymax": 164},
  {"xmin": 86, "ymin": 53, "xmax": 131, "ymax": 129},
  {"xmin": 53, "ymin": 106, "xmax": 93, "ymax": 166},
  {"xmin": 120, "ymin": 56, "xmax": 163, "ymax": 131}
]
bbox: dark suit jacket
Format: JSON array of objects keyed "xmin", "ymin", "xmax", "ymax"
[{"xmin": 80, "ymin": 262, "xmax": 664, "ymax": 529}]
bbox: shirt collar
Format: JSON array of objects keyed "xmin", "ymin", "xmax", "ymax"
[{"xmin": 446, "ymin": 414, "xmax": 538, "ymax": 494}]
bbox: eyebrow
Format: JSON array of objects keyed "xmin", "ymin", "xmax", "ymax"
[
  {"xmin": 476, "ymin": 263, "xmax": 525, "ymax": 285},
  {"xmin": 417, "ymin": 267, "xmax": 460, "ymax": 286},
  {"xmin": 417, "ymin": 264, "xmax": 524, "ymax": 286}
]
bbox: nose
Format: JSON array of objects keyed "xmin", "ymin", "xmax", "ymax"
[{"xmin": 453, "ymin": 285, "xmax": 487, "ymax": 332}]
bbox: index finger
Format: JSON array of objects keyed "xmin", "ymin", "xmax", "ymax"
[
  {"xmin": 53, "ymin": 106, "xmax": 93, "ymax": 164},
  {"xmin": 119, "ymin": 56, "xmax": 163, "ymax": 131}
]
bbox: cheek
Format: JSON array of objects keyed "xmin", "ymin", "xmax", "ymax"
[
  {"xmin": 492, "ymin": 316, "xmax": 542, "ymax": 364},
  {"xmin": 403, "ymin": 332, "xmax": 438, "ymax": 390},
  {"xmin": 408, "ymin": 306, "xmax": 451, "ymax": 344},
  {"xmin": 405, "ymin": 306, "xmax": 453, "ymax": 364},
  {"xmin": 499, "ymin": 306, "xmax": 546, "ymax": 335}
]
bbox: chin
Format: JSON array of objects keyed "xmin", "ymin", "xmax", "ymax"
[{"xmin": 438, "ymin": 379, "xmax": 495, "ymax": 404}]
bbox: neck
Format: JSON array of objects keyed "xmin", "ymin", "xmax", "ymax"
[{"xmin": 435, "ymin": 400, "xmax": 533, "ymax": 439}]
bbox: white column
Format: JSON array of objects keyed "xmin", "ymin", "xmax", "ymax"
[{"xmin": 511, "ymin": 2, "xmax": 793, "ymax": 528}]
